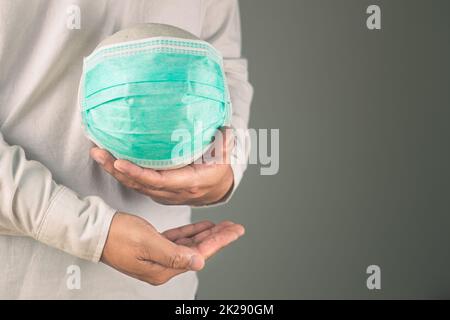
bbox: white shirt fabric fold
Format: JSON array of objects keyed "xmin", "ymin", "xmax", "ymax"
[{"xmin": 0, "ymin": 0, "xmax": 252, "ymax": 299}]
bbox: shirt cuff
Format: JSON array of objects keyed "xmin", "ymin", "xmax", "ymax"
[
  {"xmin": 221, "ymin": 160, "xmax": 245, "ymax": 204},
  {"xmin": 35, "ymin": 186, "xmax": 116, "ymax": 262}
]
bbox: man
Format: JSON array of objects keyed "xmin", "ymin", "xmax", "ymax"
[{"xmin": 0, "ymin": 0, "xmax": 252, "ymax": 299}]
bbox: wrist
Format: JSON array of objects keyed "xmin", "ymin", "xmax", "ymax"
[{"xmin": 208, "ymin": 165, "xmax": 235, "ymax": 206}]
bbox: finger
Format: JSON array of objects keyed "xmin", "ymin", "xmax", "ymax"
[
  {"xmin": 195, "ymin": 224, "xmax": 245, "ymax": 260},
  {"xmin": 162, "ymin": 221, "xmax": 215, "ymax": 242},
  {"xmin": 115, "ymin": 159, "xmax": 199, "ymax": 191},
  {"xmin": 91, "ymin": 148, "xmax": 145, "ymax": 191},
  {"xmin": 114, "ymin": 160, "xmax": 164, "ymax": 189},
  {"xmin": 174, "ymin": 223, "xmax": 243, "ymax": 256},
  {"xmin": 192, "ymin": 221, "xmax": 236, "ymax": 243},
  {"xmin": 136, "ymin": 259, "xmax": 187, "ymax": 286},
  {"xmin": 175, "ymin": 237, "xmax": 195, "ymax": 247},
  {"xmin": 115, "ymin": 156, "xmax": 229, "ymax": 194},
  {"xmin": 166, "ymin": 222, "xmax": 238, "ymax": 256},
  {"xmin": 142, "ymin": 233, "xmax": 205, "ymax": 271},
  {"xmin": 113, "ymin": 160, "xmax": 170, "ymax": 190},
  {"xmin": 90, "ymin": 147, "xmax": 116, "ymax": 169},
  {"xmin": 140, "ymin": 189, "xmax": 186, "ymax": 205},
  {"xmin": 112, "ymin": 171, "xmax": 147, "ymax": 192}
]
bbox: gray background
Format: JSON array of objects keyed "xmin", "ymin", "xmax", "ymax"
[{"xmin": 194, "ymin": 0, "xmax": 450, "ymax": 299}]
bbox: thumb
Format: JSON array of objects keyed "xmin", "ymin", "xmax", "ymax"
[{"xmin": 146, "ymin": 235, "xmax": 205, "ymax": 271}]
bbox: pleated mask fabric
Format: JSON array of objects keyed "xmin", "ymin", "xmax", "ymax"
[{"xmin": 79, "ymin": 37, "xmax": 231, "ymax": 169}]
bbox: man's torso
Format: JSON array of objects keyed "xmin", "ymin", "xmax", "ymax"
[{"xmin": 0, "ymin": 0, "xmax": 206, "ymax": 299}]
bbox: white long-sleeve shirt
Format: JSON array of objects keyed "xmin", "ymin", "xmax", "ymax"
[{"xmin": 0, "ymin": 0, "xmax": 252, "ymax": 299}]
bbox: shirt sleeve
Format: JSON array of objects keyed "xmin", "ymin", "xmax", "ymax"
[
  {"xmin": 201, "ymin": 0, "xmax": 254, "ymax": 203},
  {"xmin": 0, "ymin": 132, "xmax": 116, "ymax": 262}
]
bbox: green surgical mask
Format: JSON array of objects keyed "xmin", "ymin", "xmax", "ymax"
[{"xmin": 79, "ymin": 37, "xmax": 231, "ymax": 169}]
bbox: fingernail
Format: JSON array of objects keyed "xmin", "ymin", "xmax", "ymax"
[
  {"xmin": 92, "ymin": 154, "xmax": 105, "ymax": 166},
  {"xmin": 189, "ymin": 255, "xmax": 204, "ymax": 271},
  {"xmin": 114, "ymin": 161, "xmax": 126, "ymax": 173}
]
